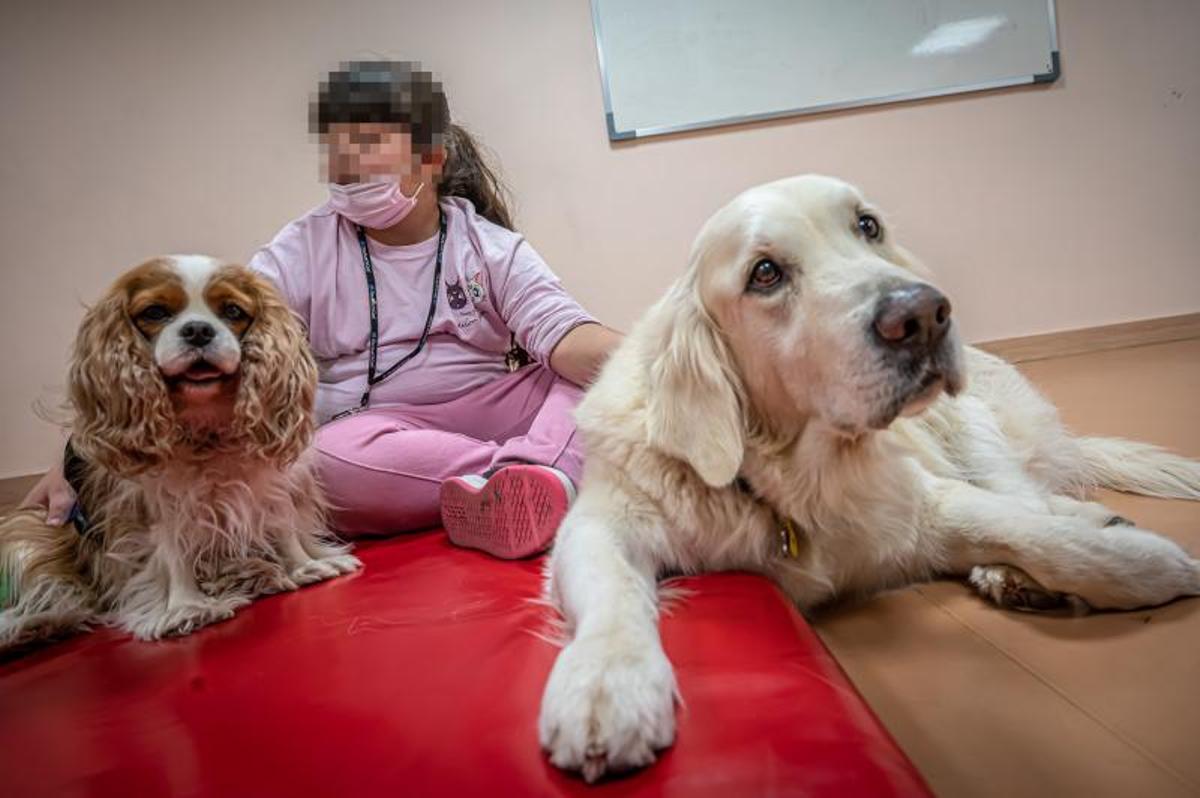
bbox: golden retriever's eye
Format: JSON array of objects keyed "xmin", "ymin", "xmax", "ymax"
[
  {"xmin": 221, "ymin": 303, "xmax": 248, "ymax": 322},
  {"xmin": 857, "ymin": 213, "xmax": 882, "ymax": 242},
  {"xmin": 748, "ymin": 259, "xmax": 784, "ymax": 292},
  {"xmin": 137, "ymin": 304, "xmax": 171, "ymax": 322}
]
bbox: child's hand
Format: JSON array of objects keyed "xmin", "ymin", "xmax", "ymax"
[{"xmin": 19, "ymin": 456, "xmax": 76, "ymax": 527}]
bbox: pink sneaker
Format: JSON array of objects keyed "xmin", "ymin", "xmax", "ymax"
[{"xmin": 440, "ymin": 465, "xmax": 576, "ymax": 559}]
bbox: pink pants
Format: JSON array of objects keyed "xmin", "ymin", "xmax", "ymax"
[{"xmin": 314, "ymin": 365, "xmax": 585, "ymax": 536}]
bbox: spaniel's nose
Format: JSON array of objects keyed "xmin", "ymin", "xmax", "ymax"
[
  {"xmin": 180, "ymin": 321, "xmax": 216, "ymax": 347},
  {"xmin": 873, "ymin": 284, "xmax": 952, "ymax": 350}
]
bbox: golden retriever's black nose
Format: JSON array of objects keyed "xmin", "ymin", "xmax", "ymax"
[
  {"xmin": 873, "ymin": 284, "xmax": 952, "ymax": 349},
  {"xmin": 180, "ymin": 321, "xmax": 216, "ymax": 347}
]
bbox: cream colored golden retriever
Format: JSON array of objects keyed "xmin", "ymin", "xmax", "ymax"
[{"xmin": 539, "ymin": 175, "xmax": 1200, "ymax": 782}]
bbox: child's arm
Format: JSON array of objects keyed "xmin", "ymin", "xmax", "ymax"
[
  {"xmin": 549, "ymin": 322, "xmax": 623, "ymax": 387},
  {"xmin": 492, "ymin": 238, "xmax": 612, "ymax": 383}
]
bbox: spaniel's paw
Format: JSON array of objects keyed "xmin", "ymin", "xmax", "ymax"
[
  {"xmin": 322, "ymin": 553, "xmax": 363, "ymax": 575},
  {"xmin": 290, "ymin": 554, "xmax": 362, "ymax": 586},
  {"xmin": 200, "ymin": 558, "xmax": 298, "ymax": 598},
  {"xmin": 125, "ymin": 594, "xmax": 250, "ymax": 640}
]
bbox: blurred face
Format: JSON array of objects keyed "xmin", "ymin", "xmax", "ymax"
[{"xmin": 323, "ymin": 123, "xmax": 442, "ymax": 195}]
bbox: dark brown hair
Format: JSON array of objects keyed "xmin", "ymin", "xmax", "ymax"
[{"xmin": 313, "ymin": 61, "xmax": 514, "ymax": 229}]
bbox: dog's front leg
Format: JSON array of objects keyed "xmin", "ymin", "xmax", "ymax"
[
  {"xmin": 274, "ymin": 525, "xmax": 362, "ymax": 586},
  {"xmin": 272, "ymin": 478, "xmax": 361, "ymax": 586},
  {"xmin": 929, "ymin": 478, "xmax": 1200, "ymax": 610},
  {"xmin": 539, "ymin": 503, "xmax": 677, "ymax": 783},
  {"xmin": 116, "ymin": 533, "xmax": 250, "ymax": 640}
]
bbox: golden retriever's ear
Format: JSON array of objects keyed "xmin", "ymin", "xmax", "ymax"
[
  {"xmin": 233, "ymin": 271, "xmax": 317, "ymax": 466},
  {"xmin": 644, "ymin": 286, "xmax": 744, "ymax": 487}
]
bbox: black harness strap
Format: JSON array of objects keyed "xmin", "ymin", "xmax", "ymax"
[{"xmin": 62, "ymin": 439, "xmax": 93, "ymax": 535}]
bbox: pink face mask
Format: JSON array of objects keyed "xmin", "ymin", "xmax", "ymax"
[{"xmin": 328, "ymin": 181, "xmax": 424, "ymax": 229}]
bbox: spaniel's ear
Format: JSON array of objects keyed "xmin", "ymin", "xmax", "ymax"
[
  {"xmin": 69, "ymin": 290, "xmax": 175, "ymax": 474},
  {"xmin": 643, "ymin": 283, "xmax": 744, "ymax": 487},
  {"xmin": 234, "ymin": 271, "xmax": 316, "ymax": 466}
]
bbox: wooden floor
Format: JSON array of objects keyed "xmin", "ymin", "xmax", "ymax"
[
  {"xmin": 0, "ymin": 473, "xmax": 38, "ymax": 513},
  {"xmin": 813, "ymin": 338, "xmax": 1200, "ymax": 798},
  {"xmin": 2, "ymin": 340, "xmax": 1197, "ymax": 796}
]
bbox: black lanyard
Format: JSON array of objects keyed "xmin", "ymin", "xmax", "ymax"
[{"xmin": 333, "ymin": 211, "xmax": 446, "ymax": 419}]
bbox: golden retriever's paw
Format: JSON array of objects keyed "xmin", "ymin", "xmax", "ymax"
[
  {"xmin": 969, "ymin": 564, "xmax": 1089, "ymax": 614},
  {"xmin": 1046, "ymin": 495, "xmax": 1133, "ymax": 528},
  {"xmin": 290, "ymin": 554, "xmax": 362, "ymax": 586},
  {"xmin": 125, "ymin": 594, "xmax": 250, "ymax": 640},
  {"xmin": 1067, "ymin": 533, "xmax": 1200, "ymax": 609},
  {"xmin": 538, "ymin": 635, "xmax": 677, "ymax": 783}
]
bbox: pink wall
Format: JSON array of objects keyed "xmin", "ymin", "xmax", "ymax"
[{"xmin": 1, "ymin": 0, "xmax": 1197, "ymax": 477}]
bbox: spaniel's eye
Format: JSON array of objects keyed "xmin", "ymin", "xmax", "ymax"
[
  {"xmin": 221, "ymin": 303, "xmax": 248, "ymax": 322},
  {"xmin": 748, "ymin": 259, "xmax": 784, "ymax": 292},
  {"xmin": 857, "ymin": 213, "xmax": 882, "ymax": 241},
  {"xmin": 138, "ymin": 304, "xmax": 171, "ymax": 322}
]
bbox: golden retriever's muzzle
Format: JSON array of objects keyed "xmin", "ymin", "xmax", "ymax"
[{"xmin": 869, "ymin": 282, "xmax": 963, "ymax": 428}]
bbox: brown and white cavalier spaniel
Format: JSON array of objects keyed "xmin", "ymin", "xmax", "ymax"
[{"xmin": 0, "ymin": 256, "xmax": 359, "ymax": 650}]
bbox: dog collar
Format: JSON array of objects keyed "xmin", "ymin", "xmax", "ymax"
[
  {"xmin": 735, "ymin": 476, "xmax": 804, "ymax": 559},
  {"xmin": 778, "ymin": 516, "xmax": 802, "ymax": 559}
]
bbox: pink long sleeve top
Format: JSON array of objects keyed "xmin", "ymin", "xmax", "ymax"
[{"xmin": 249, "ymin": 196, "xmax": 595, "ymax": 422}]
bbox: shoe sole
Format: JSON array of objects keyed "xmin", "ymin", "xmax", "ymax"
[{"xmin": 440, "ymin": 466, "xmax": 571, "ymax": 559}]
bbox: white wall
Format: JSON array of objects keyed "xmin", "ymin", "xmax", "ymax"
[{"xmin": 2, "ymin": 0, "xmax": 1198, "ymax": 477}]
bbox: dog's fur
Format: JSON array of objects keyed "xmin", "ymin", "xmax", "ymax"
[
  {"xmin": 538, "ymin": 175, "xmax": 1200, "ymax": 782},
  {"xmin": 0, "ymin": 256, "xmax": 360, "ymax": 651}
]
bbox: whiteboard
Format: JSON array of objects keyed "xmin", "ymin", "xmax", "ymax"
[{"xmin": 592, "ymin": 0, "xmax": 1059, "ymax": 141}]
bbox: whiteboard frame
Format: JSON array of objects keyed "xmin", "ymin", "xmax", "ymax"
[{"xmin": 592, "ymin": 0, "xmax": 1060, "ymax": 142}]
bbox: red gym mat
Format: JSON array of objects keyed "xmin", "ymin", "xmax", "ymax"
[{"xmin": 0, "ymin": 532, "xmax": 930, "ymax": 797}]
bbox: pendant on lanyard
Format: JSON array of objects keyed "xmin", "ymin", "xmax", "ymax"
[{"xmin": 331, "ymin": 211, "xmax": 447, "ymax": 421}]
